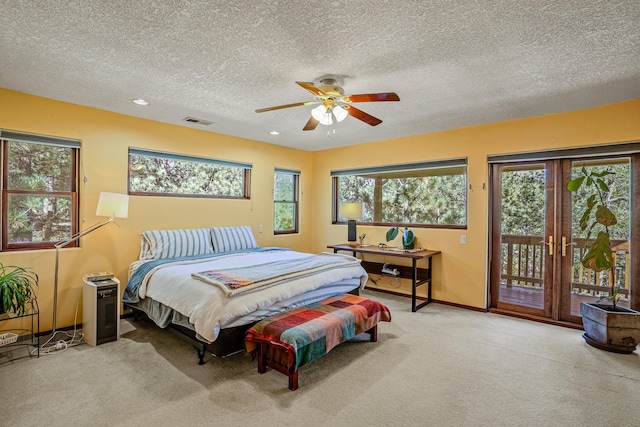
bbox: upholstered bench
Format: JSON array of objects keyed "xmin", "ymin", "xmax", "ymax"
[{"xmin": 245, "ymin": 294, "xmax": 391, "ymax": 390}]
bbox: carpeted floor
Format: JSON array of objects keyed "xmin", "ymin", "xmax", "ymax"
[{"xmin": 1, "ymin": 290, "xmax": 639, "ymax": 427}]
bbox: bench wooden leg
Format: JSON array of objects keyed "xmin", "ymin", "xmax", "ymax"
[
  {"xmin": 257, "ymin": 343, "xmax": 267, "ymax": 374},
  {"xmin": 367, "ymin": 325, "xmax": 378, "ymax": 342},
  {"xmin": 288, "ymin": 370, "xmax": 299, "ymax": 391}
]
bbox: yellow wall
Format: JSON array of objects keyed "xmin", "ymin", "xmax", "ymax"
[
  {"xmin": 1, "ymin": 87, "xmax": 639, "ymax": 331},
  {"xmin": 0, "ymin": 88, "xmax": 313, "ymax": 332},
  {"xmin": 311, "ymin": 100, "xmax": 640, "ymax": 308}
]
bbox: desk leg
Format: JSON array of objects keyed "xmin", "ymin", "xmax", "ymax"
[
  {"xmin": 413, "ymin": 256, "xmax": 432, "ymax": 312},
  {"xmin": 427, "ymin": 256, "xmax": 432, "ymax": 303},
  {"xmin": 411, "ymin": 259, "xmax": 417, "ymax": 312}
]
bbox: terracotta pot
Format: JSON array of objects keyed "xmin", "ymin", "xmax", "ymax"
[{"xmin": 580, "ymin": 302, "xmax": 640, "ymax": 354}]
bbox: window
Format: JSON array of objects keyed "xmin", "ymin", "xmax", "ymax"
[
  {"xmin": 274, "ymin": 168, "xmax": 299, "ymax": 234},
  {"xmin": 128, "ymin": 148, "xmax": 252, "ymax": 198},
  {"xmin": 1, "ymin": 130, "xmax": 80, "ymax": 251},
  {"xmin": 332, "ymin": 158, "xmax": 467, "ymax": 228}
]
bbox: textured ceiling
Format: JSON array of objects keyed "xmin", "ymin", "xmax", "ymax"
[{"xmin": 1, "ymin": 1, "xmax": 639, "ymax": 151}]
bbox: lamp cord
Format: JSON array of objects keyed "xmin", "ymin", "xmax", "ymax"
[{"xmin": 42, "ymin": 217, "xmax": 115, "ymax": 352}]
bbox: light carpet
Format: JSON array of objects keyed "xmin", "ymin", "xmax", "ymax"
[{"xmin": 1, "ymin": 290, "xmax": 639, "ymax": 427}]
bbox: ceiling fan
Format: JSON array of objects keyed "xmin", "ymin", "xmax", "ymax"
[{"xmin": 255, "ymin": 78, "xmax": 400, "ymax": 131}]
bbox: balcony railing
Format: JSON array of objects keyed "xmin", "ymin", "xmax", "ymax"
[{"xmin": 500, "ymin": 234, "xmax": 630, "ymax": 300}]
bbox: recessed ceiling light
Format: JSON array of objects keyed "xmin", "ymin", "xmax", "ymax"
[
  {"xmin": 132, "ymin": 99, "xmax": 149, "ymax": 106},
  {"xmin": 269, "ymin": 130, "xmax": 280, "ymax": 135}
]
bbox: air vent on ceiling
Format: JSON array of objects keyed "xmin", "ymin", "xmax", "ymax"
[{"xmin": 183, "ymin": 117, "xmax": 213, "ymax": 126}]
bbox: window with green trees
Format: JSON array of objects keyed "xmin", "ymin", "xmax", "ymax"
[
  {"xmin": 1, "ymin": 130, "xmax": 80, "ymax": 251},
  {"xmin": 332, "ymin": 159, "xmax": 467, "ymax": 228},
  {"xmin": 128, "ymin": 148, "xmax": 252, "ymax": 198},
  {"xmin": 274, "ymin": 169, "xmax": 299, "ymax": 234}
]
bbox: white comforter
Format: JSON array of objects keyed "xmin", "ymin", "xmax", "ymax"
[{"xmin": 134, "ymin": 250, "xmax": 367, "ymax": 342}]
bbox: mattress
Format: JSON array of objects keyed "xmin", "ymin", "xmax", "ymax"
[{"xmin": 123, "ymin": 248, "xmax": 368, "ymax": 343}]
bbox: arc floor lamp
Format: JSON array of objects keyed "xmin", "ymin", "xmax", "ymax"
[{"xmin": 44, "ymin": 192, "xmax": 129, "ymax": 350}]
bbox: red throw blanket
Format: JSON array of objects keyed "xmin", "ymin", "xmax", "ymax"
[{"xmin": 245, "ymin": 294, "xmax": 391, "ymax": 370}]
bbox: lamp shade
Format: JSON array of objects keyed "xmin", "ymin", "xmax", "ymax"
[
  {"xmin": 311, "ymin": 105, "xmax": 333, "ymax": 126},
  {"xmin": 339, "ymin": 202, "xmax": 363, "ymax": 220},
  {"xmin": 95, "ymin": 192, "xmax": 129, "ymax": 218},
  {"xmin": 332, "ymin": 105, "xmax": 348, "ymax": 122}
]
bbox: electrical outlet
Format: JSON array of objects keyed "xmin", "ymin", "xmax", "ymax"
[
  {"xmin": 460, "ymin": 235, "xmax": 467, "ymax": 245},
  {"xmin": 259, "ymin": 224, "xmax": 263, "ymax": 233}
]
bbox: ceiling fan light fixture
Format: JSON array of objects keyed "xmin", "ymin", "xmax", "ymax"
[
  {"xmin": 332, "ymin": 105, "xmax": 348, "ymax": 122},
  {"xmin": 311, "ymin": 105, "xmax": 333, "ymax": 125},
  {"xmin": 256, "ymin": 80, "xmax": 399, "ymax": 131}
]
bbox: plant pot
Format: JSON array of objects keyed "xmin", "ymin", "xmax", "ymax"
[{"xmin": 580, "ymin": 302, "xmax": 640, "ymax": 354}]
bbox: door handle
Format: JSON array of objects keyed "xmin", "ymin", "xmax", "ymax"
[
  {"xmin": 561, "ymin": 236, "xmax": 576, "ymax": 256},
  {"xmin": 539, "ymin": 236, "xmax": 554, "ymax": 256}
]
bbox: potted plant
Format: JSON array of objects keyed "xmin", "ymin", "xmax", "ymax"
[
  {"xmin": 0, "ymin": 263, "xmax": 38, "ymax": 317},
  {"xmin": 386, "ymin": 226, "xmax": 416, "ymax": 249},
  {"xmin": 568, "ymin": 166, "xmax": 640, "ymax": 353}
]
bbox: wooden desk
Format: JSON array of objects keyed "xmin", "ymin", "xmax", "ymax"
[{"xmin": 328, "ymin": 244, "xmax": 441, "ymax": 312}]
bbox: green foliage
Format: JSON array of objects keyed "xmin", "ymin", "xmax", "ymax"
[
  {"xmin": 581, "ymin": 231, "xmax": 614, "ymax": 272},
  {"xmin": 500, "ymin": 168, "xmax": 545, "ymax": 236},
  {"xmin": 337, "ymin": 173, "xmax": 466, "ymax": 226},
  {"xmin": 129, "ymin": 155, "xmax": 245, "ymax": 197},
  {"xmin": 386, "ymin": 226, "xmax": 415, "ymax": 249},
  {"xmin": 274, "ymin": 172, "xmax": 297, "ymax": 232},
  {"xmin": 6, "ymin": 141, "xmax": 75, "ymax": 244},
  {"xmin": 0, "ymin": 263, "xmax": 38, "ymax": 316}
]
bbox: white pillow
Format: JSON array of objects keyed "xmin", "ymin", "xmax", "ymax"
[
  {"xmin": 210, "ymin": 226, "xmax": 258, "ymax": 253},
  {"xmin": 139, "ymin": 228, "xmax": 214, "ymax": 260}
]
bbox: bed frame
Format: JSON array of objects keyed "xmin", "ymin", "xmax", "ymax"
[
  {"xmin": 128, "ymin": 305, "xmax": 254, "ymax": 363},
  {"xmin": 126, "ymin": 286, "xmax": 360, "ymax": 364},
  {"xmin": 169, "ymin": 321, "xmax": 255, "ymax": 363}
]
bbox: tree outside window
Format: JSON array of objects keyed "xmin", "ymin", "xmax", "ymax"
[
  {"xmin": 1, "ymin": 131, "xmax": 80, "ymax": 251},
  {"xmin": 332, "ymin": 159, "xmax": 467, "ymax": 228},
  {"xmin": 274, "ymin": 169, "xmax": 299, "ymax": 234},
  {"xmin": 128, "ymin": 148, "xmax": 251, "ymax": 199}
]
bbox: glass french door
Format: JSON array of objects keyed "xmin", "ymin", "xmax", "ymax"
[
  {"xmin": 490, "ymin": 161, "xmax": 555, "ymax": 318},
  {"xmin": 490, "ymin": 154, "xmax": 638, "ymax": 324},
  {"xmin": 564, "ymin": 158, "xmax": 632, "ymax": 322}
]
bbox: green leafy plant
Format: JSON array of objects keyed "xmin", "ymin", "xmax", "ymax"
[
  {"xmin": 386, "ymin": 226, "xmax": 416, "ymax": 249},
  {"xmin": 0, "ymin": 263, "xmax": 38, "ymax": 316},
  {"xmin": 567, "ymin": 166, "xmax": 620, "ymax": 309}
]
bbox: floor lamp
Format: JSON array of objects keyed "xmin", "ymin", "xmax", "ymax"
[{"xmin": 44, "ymin": 192, "xmax": 129, "ymax": 351}]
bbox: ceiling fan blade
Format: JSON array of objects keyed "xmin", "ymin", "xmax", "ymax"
[
  {"xmin": 255, "ymin": 101, "xmax": 317, "ymax": 113},
  {"xmin": 343, "ymin": 92, "xmax": 400, "ymax": 103},
  {"xmin": 345, "ymin": 105, "xmax": 383, "ymax": 126},
  {"xmin": 303, "ymin": 116, "xmax": 319, "ymax": 131},
  {"xmin": 296, "ymin": 81, "xmax": 327, "ymax": 97}
]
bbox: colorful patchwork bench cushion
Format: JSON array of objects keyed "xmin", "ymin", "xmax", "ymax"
[{"xmin": 245, "ymin": 294, "xmax": 391, "ymax": 370}]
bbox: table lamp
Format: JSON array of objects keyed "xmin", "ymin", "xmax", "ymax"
[{"xmin": 340, "ymin": 202, "xmax": 363, "ymax": 246}]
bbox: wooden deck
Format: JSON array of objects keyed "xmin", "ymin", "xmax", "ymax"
[{"xmin": 499, "ymin": 285, "xmax": 630, "ymax": 316}]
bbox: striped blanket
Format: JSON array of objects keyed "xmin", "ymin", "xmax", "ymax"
[
  {"xmin": 245, "ymin": 294, "xmax": 391, "ymax": 370},
  {"xmin": 191, "ymin": 252, "xmax": 360, "ymax": 297}
]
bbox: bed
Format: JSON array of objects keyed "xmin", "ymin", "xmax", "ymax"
[{"xmin": 122, "ymin": 226, "xmax": 368, "ymax": 362}]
